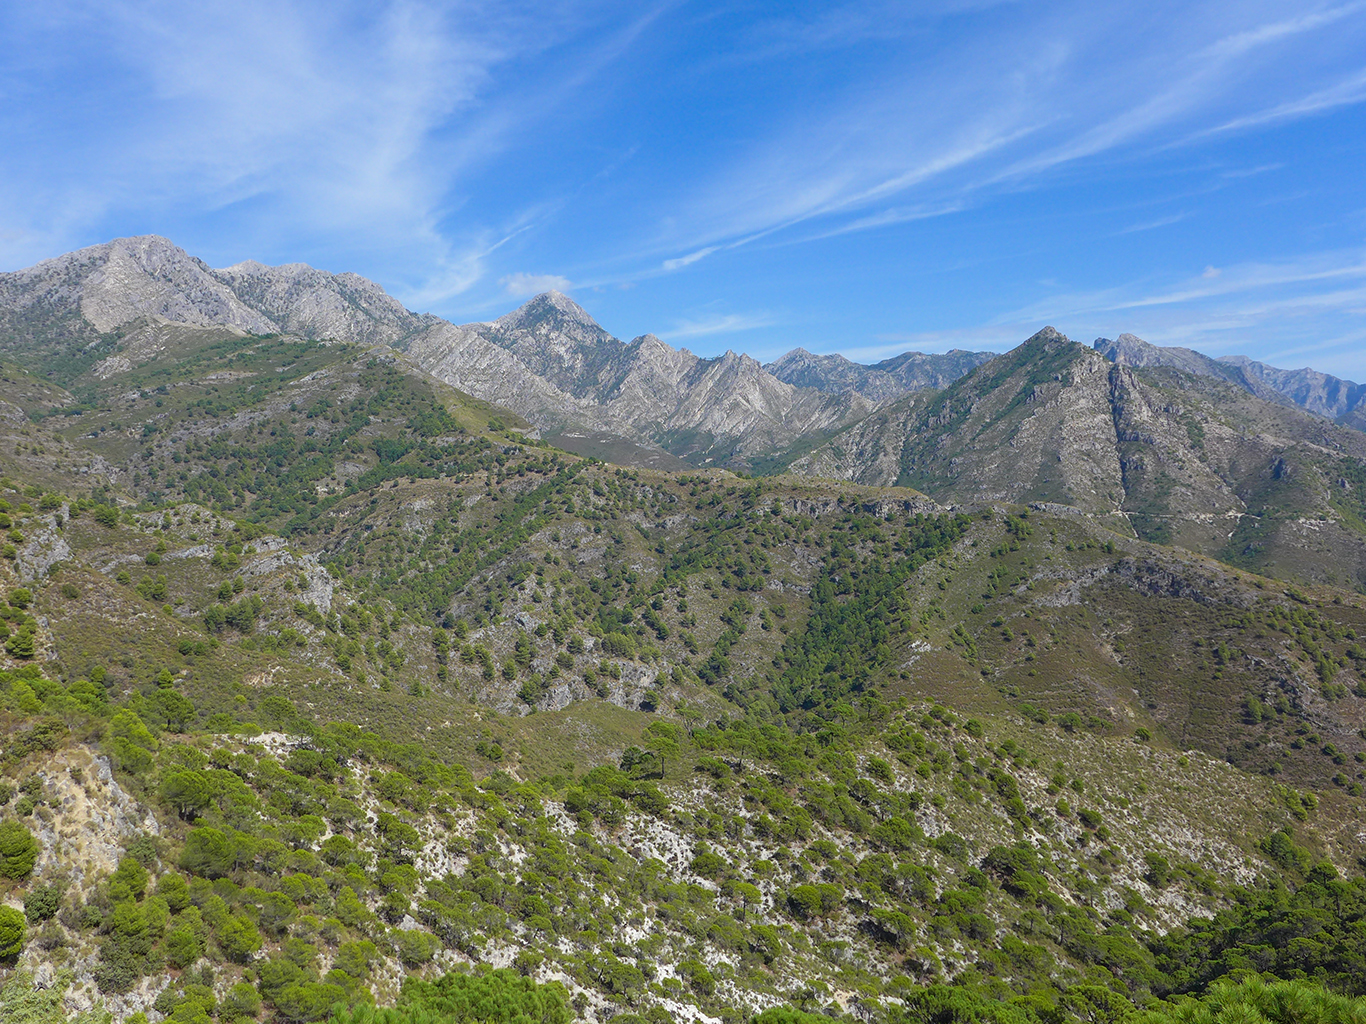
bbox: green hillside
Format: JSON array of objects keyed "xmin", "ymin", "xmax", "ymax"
[{"xmin": 0, "ymin": 323, "xmax": 1364, "ymax": 1024}]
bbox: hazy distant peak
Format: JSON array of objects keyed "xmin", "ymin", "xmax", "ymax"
[
  {"xmin": 1091, "ymin": 332, "xmax": 1366, "ymax": 426},
  {"xmin": 1217, "ymin": 353, "xmax": 1360, "ymax": 386},
  {"xmin": 766, "ymin": 343, "xmax": 995, "ymax": 403},
  {"xmin": 1091, "ymin": 334, "xmax": 1225, "ymax": 379},
  {"xmin": 767, "ymin": 348, "xmax": 856, "ymax": 370}
]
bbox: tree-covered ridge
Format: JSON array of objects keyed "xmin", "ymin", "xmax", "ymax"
[
  {"xmin": 0, "ymin": 458, "xmax": 1362, "ymax": 788},
  {"xmin": 764, "ymin": 513, "xmax": 972, "ymax": 714},
  {"xmin": 328, "ymin": 969, "xmax": 572, "ymax": 1024},
  {"xmin": 2, "ymin": 638, "xmax": 1363, "ymax": 1024}
]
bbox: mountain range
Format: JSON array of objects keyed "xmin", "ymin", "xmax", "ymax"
[
  {"xmin": 0, "ymin": 237, "xmax": 876, "ymax": 469},
  {"xmin": 1, "ymin": 235, "xmax": 1366, "ymax": 1024},
  {"xmin": 5, "ymin": 235, "xmax": 1363, "ymax": 472},
  {"xmin": 5, "ymin": 235, "xmax": 1366, "ymax": 593}
]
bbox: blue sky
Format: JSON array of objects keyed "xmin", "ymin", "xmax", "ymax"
[{"xmin": 2, "ymin": 1, "xmax": 1365, "ymax": 379}]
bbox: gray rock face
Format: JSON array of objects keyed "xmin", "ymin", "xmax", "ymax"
[
  {"xmin": 212, "ymin": 259, "xmax": 426, "ymax": 346},
  {"xmin": 400, "ymin": 292, "xmax": 872, "ymax": 465},
  {"xmin": 403, "ymin": 318, "xmax": 612, "ymax": 434},
  {"xmin": 1094, "ymin": 333, "xmax": 1365, "ymax": 427},
  {"xmin": 0, "ymin": 234, "xmax": 421, "ymax": 345},
  {"xmin": 765, "ymin": 346, "xmax": 994, "ymax": 404},
  {"xmin": 0, "ymin": 235, "xmax": 275, "ymax": 335}
]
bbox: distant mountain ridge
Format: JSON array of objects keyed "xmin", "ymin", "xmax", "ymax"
[
  {"xmin": 1094, "ymin": 332, "xmax": 1366, "ymax": 430},
  {"xmin": 764, "ymin": 346, "xmax": 995, "ymax": 403},
  {"xmin": 3, "ymin": 235, "xmax": 1363, "ymax": 473},
  {"xmin": 0, "ymin": 236, "xmax": 1002, "ymax": 470},
  {"xmin": 791, "ymin": 326, "xmax": 1366, "ymax": 588},
  {"xmin": 0, "ymin": 234, "xmax": 430, "ymax": 347}
]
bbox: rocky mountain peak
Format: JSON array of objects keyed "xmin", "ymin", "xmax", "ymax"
[
  {"xmin": 494, "ymin": 291, "xmax": 606, "ymax": 337},
  {"xmin": 28, "ymin": 234, "xmax": 276, "ymax": 335},
  {"xmin": 766, "ymin": 348, "xmax": 855, "ymax": 374},
  {"xmin": 628, "ymin": 333, "xmax": 693, "ymax": 365},
  {"xmin": 0, "ymin": 236, "xmax": 427, "ymax": 345},
  {"xmin": 1023, "ymin": 325, "xmax": 1069, "ymax": 347}
]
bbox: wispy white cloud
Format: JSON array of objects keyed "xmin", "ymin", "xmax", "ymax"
[
  {"xmin": 1197, "ymin": 66, "xmax": 1366, "ymax": 136},
  {"xmin": 500, "ymin": 272, "xmax": 573, "ymax": 297},
  {"xmin": 0, "ymin": 0, "xmax": 635, "ymax": 293},
  {"xmin": 1218, "ymin": 162, "xmax": 1283, "ymax": 178},
  {"xmin": 1116, "ymin": 212, "xmax": 1190, "ymax": 235},
  {"xmin": 788, "ymin": 202, "xmax": 967, "ymax": 244},
  {"xmin": 662, "ymin": 247, "xmax": 719, "ymax": 271},
  {"xmin": 998, "ymin": 249, "xmax": 1366, "ymax": 324},
  {"xmin": 970, "ymin": 247, "xmax": 1366, "ymax": 378},
  {"xmin": 1198, "ymin": 2, "xmax": 1366, "ymax": 60},
  {"xmin": 651, "ymin": 2, "xmax": 1366, "ymax": 265},
  {"xmin": 657, "ymin": 313, "xmax": 776, "ymax": 340}
]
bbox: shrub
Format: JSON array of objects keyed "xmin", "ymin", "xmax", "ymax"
[
  {"xmin": 180, "ymin": 827, "xmax": 234, "ymax": 878},
  {"xmin": 1144, "ymin": 853, "xmax": 1172, "ymax": 889},
  {"xmin": 23, "ymin": 883, "xmax": 63, "ymax": 923},
  {"xmin": 217, "ymin": 913, "xmax": 262, "ymax": 962},
  {"xmin": 0, "ymin": 821, "xmax": 39, "ymax": 879},
  {"xmin": 163, "ymin": 920, "xmax": 205, "ymax": 969},
  {"xmin": 0, "ymin": 905, "xmax": 25, "ymax": 959},
  {"xmin": 1138, "ymin": 977, "xmax": 1366, "ymax": 1024}
]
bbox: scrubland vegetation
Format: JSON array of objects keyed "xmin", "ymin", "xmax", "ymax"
[{"xmin": 0, "ymin": 327, "xmax": 1364, "ymax": 1024}]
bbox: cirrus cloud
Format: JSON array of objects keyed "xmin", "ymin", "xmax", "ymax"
[{"xmin": 500, "ymin": 272, "xmax": 573, "ymax": 298}]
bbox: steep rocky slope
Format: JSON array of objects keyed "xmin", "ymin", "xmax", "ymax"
[{"xmin": 793, "ymin": 329, "xmax": 1366, "ymax": 588}]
